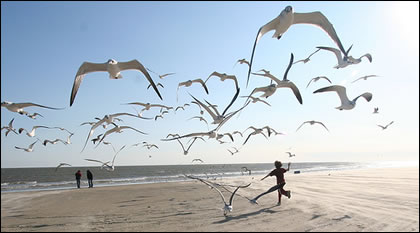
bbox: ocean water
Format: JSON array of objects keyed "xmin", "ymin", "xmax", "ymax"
[{"xmin": 1, "ymin": 161, "xmax": 416, "ymax": 193}]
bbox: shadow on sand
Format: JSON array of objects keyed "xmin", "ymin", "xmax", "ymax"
[{"xmin": 213, "ymin": 205, "xmax": 280, "ymax": 224}]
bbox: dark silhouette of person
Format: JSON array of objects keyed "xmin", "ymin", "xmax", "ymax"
[
  {"xmin": 75, "ymin": 170, "xmax": 82, "ymax": 188},
  {"xmin": 87, "ymin": 170, "xmax": 93, "ymax": 188},
  {"xmin": 250, "ymin": 161, "xmax": 291, "ymax": 206}
]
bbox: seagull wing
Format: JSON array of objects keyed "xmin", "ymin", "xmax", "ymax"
[
  {"xmin": 313, "ymin": 85, "xmax": 349, "ymax": 107},
  {"xmin": 306, "ymin": 78, "xmax": 315, "ymax": 88},
  {"xmin": 192, "ymin": 79, "xmax": 209, "ymax": 94},
  {"xmin": 296, "ymin": 122, "xmax": 307, "ymax": 132},
  {"xmin": 317, "ymin": 46, "xmax": 343, "ymax": 63},
  {"xmin": 70, "ymin": 61, "xmax": 108, "ymax": 106},
  {"xmin": 229, "ymin": 183, "xmax": 251, "ymax": 206},
  {"xmin": 320, "ymin": 76, "xmax": 332, "ymax": 83},
  {"xmin": 13, "ymin": 102, "xmax": 64, "ymax": 110},
  {"xmin": 247, "ymin": 17, "xmax": 280, "ymax": 87},
  {"xmin": 315, "ymin": 121, "xmax": 330, "ymax": 132},
  {"xmin": 276, "ymin": 81, "xmax": 303, "ymax": 105},
  {"xmin": 117, "ymin": 59, "xmax": 163, "ymax": 100},
  {"xmin": 293, "ymin": 12, "xmax": 347, "ymax": 56},
  {"xmin": 353, "ymin": 92, "xmax": 373, "ymax": 103}
]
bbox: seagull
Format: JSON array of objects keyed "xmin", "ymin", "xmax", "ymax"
[
  {"xmin": 1, "ymin": 118, "xmax": 18, "ymax": 136},
  {"xmin": 247, "ymin": 5, "xmax": 348, "ymax": 87},
  {"xmin": 177, "ymin": 79, "xmax": 209, "ymax": 98},
  {"xmin": 293, "ymin": 48, "xmax": 321, "ymax": 64},
  {"xmin": 81, "ymin": 112, "xmax": 148, "ymax": 152},
  {"xmin": 373, "ymin": 107, "xmax": 379, "ymax": 114},
  {"xmin": 286, "ymin": 152, "xmax": 296, "ymax": 157},
  {"xmin": 1, "ymin": 101, "xmax": 64, "ymax": 116},
  {"xmin": 18, "ymin": 125, "xmax": 53, "ymax": 137},
  {"xmin": 351, "ymin": 75, "xmax": 379, "ymax": 84},
  {"xmin": 232, "ymin": 131, "xmax": 243, "ymax": 137},
  {"xmin": 191, "ymin": 158, "xmax": 204, "ymax": 163},
  {"xmin": 43, "ymin": 139, "xmax": 68, "ymax": 146},
  {"xmin": 147, "ymin": 82, "xmax": 164, "ymax": 90},
  {"xmin": 176, "ymin": 137, "xmax": 203, "ymax": 155},
  {"xmin": 234, "ymin": 58, "xmax": 250, "ymax": 68},
  {"xmin": 55, "ymin": 163, "xmax": 72, "ymax": 172},
  {"xmin": 296, "ymin": 120, "xmax": 329, "ymax": 132},
  {"xmin": 70, "ymin": 59, "xmax": 162, "ymax": 106},
  {"xmin": 313, "ymin": 85, "xmax": 372, "ymax": 110},
  {"xmin": 262, "ymin": 126, "xmax": 285, "ymax": 137},
  {"xmin": 143, "ymin": 143, "xmax": 159, "ymax": 150},
  {"xmin": 240, "ymin": 95, "xmax": 271, "ymax": 106},
  {"xmin": 317, "ymin": 46, "xmax": 353, "ymax": 69},
  {"xmin": 85, "ymin": 145, "xmax": 126, "ymax": 171},
  {"xmin": 122, "ymin": 102, "xmax": 173, "ymax": 112},
  {"xmin": 188, "ymin": 116, "xmax": 209, "ymax": 128},
  {"xmin": 146, "ymin": 68, "xmax": 176, "ymax": 79},
  {"xmin": 243, "ymin": 126, "xmax": 269, "ymax": 145},
  {"xmin": 228, "ymin": 147, "xmax": 240, "ymax": 155},
  {"xmin": 15, "ymin": 140, "xmax": 39, "ymax": 152},
  {"xmin": 96, "ymin": 123, "xmax": 148, "ymax": 147},
  {"xmin": 241, "ymin": 166, "xmax": 251, "ymax": 175},
  {"xmin": 306, "ymin": 76, "xmax": 332, "ymax": 88},
  {"xmin": 249, "ymin": 84, "xmax": 278, "ymax": 99},
  {"xmin": 250, "ymin": 53, "xmax": 303, "ymax": 105},
  {"xmin": 377, "ymin": 121, "xmax": 394, "ymax": 130},
  {"xmin": 166, "ymin": 133, "xmax": 180, "ymax": 139},
  {"xmin": 26, "ymin": 112, "xmax": 44, "ymax": 119},
  {"xmin": 205, "ymin": 72, "xmax": 239, "ymax": 90},
  {"xmin": 185, "ymin": 175, "xmax": 251, "ymax": 216},
  {"xmin": 91, "ymin": 134, "xmax": 103, "ymax": 144}
]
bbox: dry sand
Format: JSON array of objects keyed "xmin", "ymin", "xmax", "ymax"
[{"xmin": 1, "ymin": 167, "xmax": 419, "ymax": 232}]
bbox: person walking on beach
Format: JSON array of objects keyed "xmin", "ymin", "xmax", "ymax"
[
  {"xmin": 75, "ymin": 170, "xmax": 82, "ymax": 188},
  {"xmin": 250, "ymin": 161, "xmax": 291, "ymax": 206},
  {"xmin": 87, "ymin": 170, "xmax": 93, "ymax": 188}
]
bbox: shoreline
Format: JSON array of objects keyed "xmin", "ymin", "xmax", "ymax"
[
  {"xmin": 2, "ymin": 167, "xmax": 419, "ymax": 231},
  {"xmin": 2, "ymin": 162, "xmax": 417, "ymax": 194}
]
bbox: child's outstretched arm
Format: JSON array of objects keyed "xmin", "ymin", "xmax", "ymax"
[
  {"xmin": 261, "ymin": 174, "xmax": 270, "ymax": 181},
  {"xmin": 286, "ymin": 162, "xmax": 291, "ymax": 171}
]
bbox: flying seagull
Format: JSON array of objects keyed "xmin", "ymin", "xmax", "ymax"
[
  {"xmin": 286, "ymin": 152, "xmax": 296, "ymax": 157},
  {"xmin": 85, "ymin": 145, "xmax": 126, "ymax": 171},
  {"xmin": 15, "ymin": 140, "xmax": 39, "ymax": 152},
  {"xmin": 306, "ymin": 76, "xmax": 332, "ymax": 88},
  {"xmin": 377, "ymin": 121, "xmax": 394, "ymax": 130},
  {"xmin": 1, "ymin": 101, "xmax": 64, "ymax": 116},
  {"xmin": 296, "ymin": 120, "xmax": 329, "ymax": 132},
  {"xmin": 205, "ymin": 72, "xmax": 240, "ymax": 91},
  {"xmin": 185, "ymin": 175, "xmax": 251, "ymax": 216},
  {"xmin": 351, "ymin": 75, "xmax": 379, "ymax": 84},
  {"xmin": 293, "ymin": 48, "xmax": 321, "ymax": 64},
  {"xmin": 1, "ymin": 118, "xmax": 18, "ymax": 136},
  {"xmin": 70, "ymin": 59, "xmax": 162, "ymax": 106},
  {"xmin": 234, "ymin": 58, "xmax": 250, "ymax": 68},
  {"xmin": 146, "ymin": 68, "xmax": 176, "ymax": 79},
  {"xmin": 55, "ymin": 163, "xmax": 72, "ymax": 172},
  {"xmin": 247, "ymin": 5, "xmax": 348, "ymax": 87},
  {"xmin": 313, "ymin": 85, "xmax": 372, "ymax": 110}
]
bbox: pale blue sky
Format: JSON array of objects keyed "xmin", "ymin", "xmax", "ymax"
[{"xmin": 1, "ymin": 1, "xmax": 419, "ymax": 168}]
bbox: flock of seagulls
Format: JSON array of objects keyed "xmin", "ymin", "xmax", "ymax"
[{"xmin": 2, "ymin": 4, "xmax": 393, "ymax": 217}]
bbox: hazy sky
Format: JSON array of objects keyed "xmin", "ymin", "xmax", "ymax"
[{"xmin": 1, "ymin": 1, "xmax": 419, "ymax": 168}]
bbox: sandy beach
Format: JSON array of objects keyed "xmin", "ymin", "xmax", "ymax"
[{"xmin": 1, "ymin": 167, "xmax": 418, "ymax": 232}]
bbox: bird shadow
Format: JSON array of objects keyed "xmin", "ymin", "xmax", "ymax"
[{"xmin": 212, "ymin": 205, "xmax": 279, "ymax": 224}]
